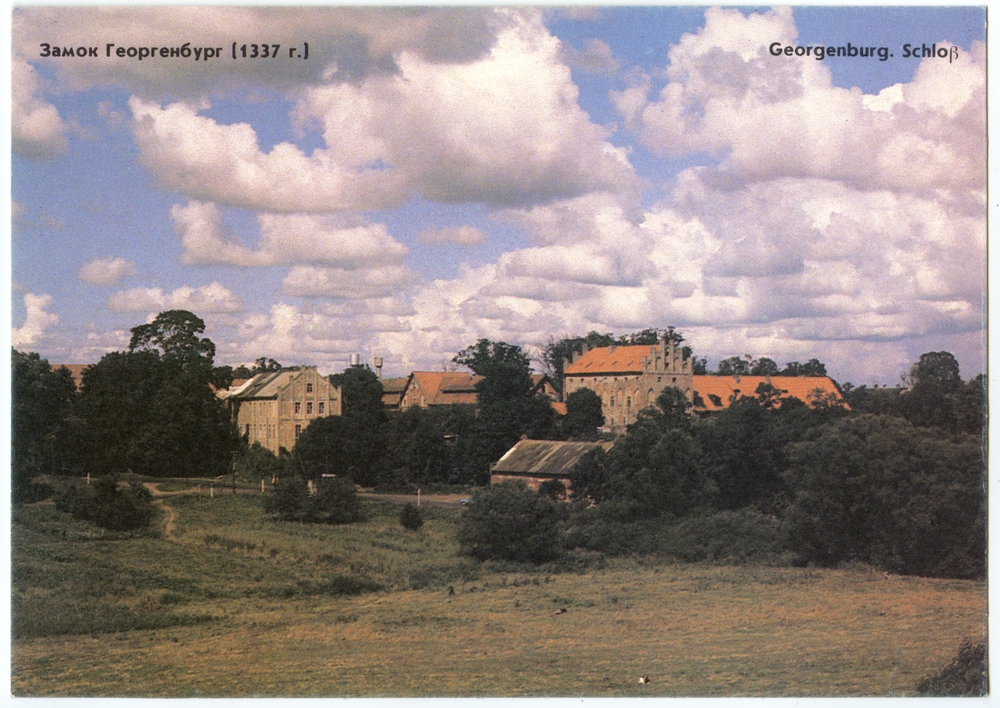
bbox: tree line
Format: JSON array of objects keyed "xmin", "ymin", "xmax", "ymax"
[
  {"xmin": 457, "ymin": 350, "xmax": 985, "ymax": 580},
  {"xmin": 13, "ymin": 312, "xmax": 985, "ymax": 580}
]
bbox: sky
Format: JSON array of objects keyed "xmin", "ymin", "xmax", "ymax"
[{"xmin": 10, "ymin": 6, "xmax": 987, "ymax": 386}]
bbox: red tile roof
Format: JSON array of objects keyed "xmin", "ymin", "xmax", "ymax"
[
  {"xmin": 692, "ymin": 376, "xmax": 844, "ymax": 412},
  {"xmin": 564, "ymin": 345, "xmax": 659, "ymax": 375}
]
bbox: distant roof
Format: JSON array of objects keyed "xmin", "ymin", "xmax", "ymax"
[
  {"xmin": 492, "ymin": 439, "xmax": 612, "ymax": 478},
  {"xmin": 564, "ymin": 344, "xmax": 659, "ymax": 375},
  {"xmin": 692, "ymin": 375, "xmax": 844, "ymax": 412},
  {"xmin": 381, "ymin": 377, "xmax": 408, "ymax": 408},
  {"xmin": 218, "ymin": 367, "xmax": 314, "ymax": 399},
  {"xmin": 52, "ymin": 364, "xmax": 88, "ymax": 389},
  {"xmin": 408, "ymin": 371, "xmax": 482, "ymax": 406}
]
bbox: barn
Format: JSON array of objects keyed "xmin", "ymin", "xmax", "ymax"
[{"xmin": 489, "ymin": 439, "xmax": 613, "ymax": 500}]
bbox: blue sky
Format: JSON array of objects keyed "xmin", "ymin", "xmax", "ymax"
[{"xmin": 11, "ymin": 6, "xmax": 986, "ymax": 386}]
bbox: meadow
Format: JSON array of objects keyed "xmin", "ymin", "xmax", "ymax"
[{"xmin": 11, "ymin": 487, "xmax": 987, "ymax": 697}]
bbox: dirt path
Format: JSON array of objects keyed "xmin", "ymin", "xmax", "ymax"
[{"xmin": 143, "ymin": 482, "xmax": 190, "ymax": 541}]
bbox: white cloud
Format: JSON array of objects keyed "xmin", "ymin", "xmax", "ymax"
[
  {"xmin": 12, "ymin": 293, "xmax": 60, "ymax": 347},
  {"xmin": 79, "ymin": 257, "xmax": 138, "ymax": 286},
  {"xmin": 171, "ymin": 201, "xmax": 409, "ymax": 270},
  {"xmin": 11, "ymin": 57, "xmax": 69, "ymax": 158},
  {"xmin": 107, "ymin": 282, "xmax": 243, "ymax": 314},
  {"xmin": 282, "ymin": 265, "xmax": 418, "ymax": 299},
  {"xmin": 621, "ymin": 7, "xmax": 985, "ymax": 193}
]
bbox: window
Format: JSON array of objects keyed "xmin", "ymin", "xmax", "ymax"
[
  {"xmin": 318, "ymin": 401, "xmax": 325, "ymax": 415},
  {"xmin": 294, "ymin": 401, "xmax": 301, "ymax": 414},
  {"xmin": 610, "ymin": 395, "xmax": 615, "ymax": 407},
  {"xmin": 295, "ymin": 424, "xmax": 302, "ymax": 439},
  {"xmin": 306, "ymin": 383, "xmax": 313, "ymax": 393},
  {"xmin": 306, "ymin": 401, "xmax": 313, "ymax": 415},
  {"xmin": 626, "ymin": 396, "xmax": 631, "ymax": 409}
]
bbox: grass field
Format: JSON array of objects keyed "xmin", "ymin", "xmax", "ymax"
[{"xmin": 11, "ymin": 487, "xmax": 987, "ymax": 697}]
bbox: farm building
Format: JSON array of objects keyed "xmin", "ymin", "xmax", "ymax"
[{"xmin": 490, "ymin": 439, "xmax": 613, "ymax": 499}]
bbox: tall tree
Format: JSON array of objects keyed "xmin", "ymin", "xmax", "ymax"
[
  {"xmin": 128, "ymin": 309, "xmax": 216, "ymax": 373},
  {"xmin": 12, "ymin": 350, "xmax": 79, "ymax": 496},
  {"xmin": 78, "ymin": 312, "xmax": 235, "ymax": 478}
]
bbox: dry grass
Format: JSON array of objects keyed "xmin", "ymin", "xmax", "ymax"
[{"xmin": 11, "ymin": 493, "xmax": 986, "ymax": 697}]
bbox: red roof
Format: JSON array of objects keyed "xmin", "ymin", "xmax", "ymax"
[
  {"xmin": 692, "ymin": 376, "xmax": 844, "ymax": 412},
  {"xmin": 564, "ymin": 345, "xmax": 659, "ymax": 375}
]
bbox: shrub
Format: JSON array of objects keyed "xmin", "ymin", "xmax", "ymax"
[
  {"xmin": 457, "ymin": 480, "xmax": 564, "ymax": 564},
  {"xmin": 263, "ymin": 476, "xmax": 365, "ymax": 525},
  {"xmin": 399, "ymin": 503, "xmax": 424, "ymax": 530},
  {"xmin": 654, "ymin": 508, "xmax": 791, "ymax": 565},
  {"xmin": 916, "ymin": 639, "xmax": 987, "ymax": 696},
  {"xmin": 54, "ymin": 476, "xmax": 156, "ymax": 532}
]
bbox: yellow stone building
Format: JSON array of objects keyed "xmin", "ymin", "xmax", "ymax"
[{"xmin": 219, "ymin": 366, "xmax": 341, "ymax": 454}]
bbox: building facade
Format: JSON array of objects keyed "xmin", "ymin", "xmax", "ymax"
[
  {"xmin": 219, "ymin": 366, "xmax": 341, "ymax": 454},
  {"xmin": 563, "ymin": 338, "xmax": 694, "ymax": 433}
]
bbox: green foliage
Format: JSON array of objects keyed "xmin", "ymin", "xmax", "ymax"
[
  {"xmin": 915, "ymin": 639, "xmax": 987, "ymax": 696},
  {"xmin": 263, "ymin": 476, "xmax": 365, "ymax": 525},
  {"xmin": 454, "ymin": 338, "xmax": 535, "ymax": 406},
  {"xmin": 235, "ymin": 441, "xmax": 284, "ymax": 483},
  {"xmin": 332, "ymin": 365, "xmax": 386, "ymax": 423},
  {"xmin": 55, "ymin": 476, "xmax": 156, "ymax": 532},
  {"xmin": 292, "ymin": 414, "xmax": 386, "ymax": 486},
  {"xmin": 560, "ymin": 388, "xmax": 604, "ymax": 440},
  {"xmin": 654, "ymin": 509, "xmax": 791, "ymax": 565},
  {"xmin": 783, "ymin": 415, "xmax": 985, "ymax": 579},
  {"xmin": 12, "ymin": 349, "xmax": 80, "ymax": 494},
  {"xmin": 457, "ymin": 480, "xmax": 564, "ymax": 563},
  {"xmin": 399, "ymin": 503, "xmax": 424, "ymax": 530},
  {"xmin": 77, "ymin": 319, "xmax": 236, "ymax": 479},
  {"xmin": 127, "ymin": 309, "xmax": 216, "ymax": 374}
]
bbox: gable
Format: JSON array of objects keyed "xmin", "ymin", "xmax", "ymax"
[{"xmin": 492, "ymin": 440, "xmax": 612, "ymax": 478}]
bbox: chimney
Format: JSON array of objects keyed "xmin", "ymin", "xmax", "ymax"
[{"xmin": 374, "ymin": 356, "xmax": 383, "ymax": 379}]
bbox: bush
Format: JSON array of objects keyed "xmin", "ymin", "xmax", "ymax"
[
  {"xmin": 457, "ymin": 480, "xmax": 564, "ymax": 564},
  {"xmin": 54, "ymin": 476, "xmax": 156, "ymax": 532},
  {"xmin": 399, "ymin": 503, "xmax": 424, "ymax": 530},
  {"xmin": 654, "ymin": 508, "xmax": 791, "ymax": 565},
  {"xmin": 916, "ymin": 639, "xmax": 987, "ymax": 696},
  {"xmin": 263, "ymin": 476, "xmax": 365, "ymax": 525}
]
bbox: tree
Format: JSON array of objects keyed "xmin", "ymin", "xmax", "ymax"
[
  {"xmin": 560, "ymin": 388, "xmax": 605, "ymax": 440},
  {"xmin": 783, "ymin": 415, "xmax": 985, "ymax": 579},
  {"xmin": 780, "ymin": 359, "xmax": 827, "ymax": 377},
  {"xmin": 128, "ymin": 309, "xmax": 216, "ymax": 373},
  {"xmin": 12, "ymin": 350, "xmax": 80, "ymax": 498},
  {"xmin": 77, "ymin": 313, "xmax": 235, "ymax": 478},
  {"xmin": 750, "ymin": 357, "xmax": 779, "ymax": 377},
  {"xmin": 906, "ymin": 351, "xmax": 962, "ymax": 394},
  {"xmin": 454, "ymin": 339, "xmax": 534, "ymax": 405},
  {"xmin": 716, "ymin": 355, "xmax": 752, "ymax": 377},
  {"xmin": 457, "ymin": 480, "xmax": 563, "ymax": 563},
  {"xmin": 332, "ymin": 365, "xmax": 385, "ymax": 423},
  {"xmin": 263, "ymin": 476, "xmax": 364, "ymax": 525}
]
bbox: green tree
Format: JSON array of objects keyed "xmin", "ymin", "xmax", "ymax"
[
  {"xmin": 457, "ymin": 480, "xmax": 563, "ymax": 563},
  {"xmin": 263, "ymin": 476, "xmax": 364, "ymax": 525},
  {"xmin": 77, "ymin": 313, "xmax": 235, "ymax": 478},
  {"xmin": 12, "ymin": 350, "xmax": 79, "ymax": 498},
  {"xmin": 783, "ymin": 415, "xmax": 985, "ymax": 578},
  {"xmin": 560, "ymin": 388, "xmax": 605, "ymax": 440},
  {"xmin": 780, "ymin": 359, "xmax": 827, "ymax": 377},
  {"xmin": 127, "ymin": 309, "xmax": 216, "ymax": 373}
]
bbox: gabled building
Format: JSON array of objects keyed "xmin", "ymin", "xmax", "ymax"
[
  {"xmin": 380, "ymin": 377, "xmax": 409, "ymax": 410},
  {"xmin": 219, "ymin": 366, "xmax": 341, "ymax": 454},
  {"xmin": 563, "ymin": 338, "xmax": 694, "ymax": 433},
  {"xmin": 395, "ymin": 371, "xmax": 559, "ymax": 411},
  {"xmin": 490, "ymin": 439, "xmax": 613, "ymax": 498}
]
